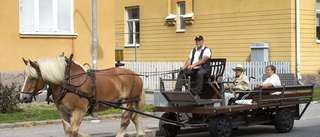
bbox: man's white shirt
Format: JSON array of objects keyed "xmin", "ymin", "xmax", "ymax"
[
  {"xmin": 263, "ymin": 74, "xmax": 281, "ymax": 87},
  {"xmin": 188, "ymin": 45, "xmax": 211, "ymax": 69}
]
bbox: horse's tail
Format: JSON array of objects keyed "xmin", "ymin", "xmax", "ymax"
[
  {"xmin": 135, "ymin": 88, "xmax": 145, "ymax": 111},
  {"xmin": 132, "ymin": 71, "xmax": 145, "ymax": 111}
]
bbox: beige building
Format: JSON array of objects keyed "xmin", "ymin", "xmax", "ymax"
[
  {"xmin": 115, "ymin": 0, "xmax": 320, "ymax": 80},
  {"xmin": 0, "ymin": 0, "xmax": 115, "ymax": 71},
  {"xmin": 0, "ymin": 0, "xmax": 115, "ymax": 85}
]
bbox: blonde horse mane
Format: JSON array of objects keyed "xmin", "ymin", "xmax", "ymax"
[{"xmin": 24, "ymin": 56, "xmax": 87, "ymax": 85}]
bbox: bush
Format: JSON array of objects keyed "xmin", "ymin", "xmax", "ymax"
[{"xmin": 0, "ymin": 83, "xmax": 21, "ymax": 113}]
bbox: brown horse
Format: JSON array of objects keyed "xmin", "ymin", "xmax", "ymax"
[{"xmin": 20, "ymin": 56, "xmax": 146, "ymax": 137}]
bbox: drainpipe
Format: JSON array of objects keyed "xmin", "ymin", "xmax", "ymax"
[{"xmin": 296, "ymin": 0, "xmax": 304, "ymax": 85}]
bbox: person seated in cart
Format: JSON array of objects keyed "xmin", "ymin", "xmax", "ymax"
[
  {"xmin": 175, "ymin": 35, "xmax": 211, "ymax": 100},
  {"xmin": 256, "ymin": 65, "xmax": 281, "ymax": 88},
  {"xmin": 225, "ymin": 64, "xmax": 250, "ymax": 100},
  {"xmin": 246, "ymin": 65, "xmax": 282, "ymax": 99}
]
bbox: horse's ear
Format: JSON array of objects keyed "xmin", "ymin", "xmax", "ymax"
[
  {"xmin": 28, "ymin": 59, "xmax": 39, "ymax": 69},
  {"xmin": 22, "ymin": 58, "xmax": 28, "ymax": 65}
]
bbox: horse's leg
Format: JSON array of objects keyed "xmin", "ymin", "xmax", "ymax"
[
  {"xmin": 70, "ymin": 110, "xmax": 90, "ymax": 137},
  {"xmin": 116, "ymin": 104, "xmax": 131, "ymax": 137},
  {"xmin": 131, "ymin": 89, "xmax": 146, "ymax": 137},
  {"xmin": 58, "ymin": 110, "xmax": 72, "ymax": 137}
]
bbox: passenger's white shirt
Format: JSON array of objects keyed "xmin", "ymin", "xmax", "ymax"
[
  {"xmin": 263, "ymin": 74, "xmax": 281, "ymax": 87},
  {"xmin": 188, "ymin": 45, "xmax": 211, "ymax": 69}
]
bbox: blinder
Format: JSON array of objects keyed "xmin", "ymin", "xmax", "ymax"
[{"xmin": 20, "ymin": 61, "xmax": 42, "ymax": 101}]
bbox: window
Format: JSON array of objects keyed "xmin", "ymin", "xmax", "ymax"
[
  {"xmin": 126, "ymin": 7, "xmax": 140, "ymax": 47},
  {"xmin": 19, "ymin": 0, "xmax": 76, "ymax": 35},
  {"xmin": 177, "ymin": 2, "xmax": 185, "ymax": 32},
  {"xmin": 317, "ymin": 0, "xmax": 320, "ymax": 42}
]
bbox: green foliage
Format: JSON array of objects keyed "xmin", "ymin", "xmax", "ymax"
[
  {"xmin": 1, "ymin": 103, "xmax": 155, "ymax": 123},
  {"xmin": 142, "ymin": 104, "xmax": 155, "ymax": 112},
  {"xmin": 313, "ymin": 87, "xmax": 320, "ymax": 101},
  {"xmin": 0, "ymin": 83, "xmax": 21, "ymax": 113},
  {"xmin": 0, "ymin": 104, "xmax": 60, "ymax": 123}
]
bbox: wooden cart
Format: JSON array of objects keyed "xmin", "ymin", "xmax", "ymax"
[{"xmin": 155, "ymin": 59, "xmax": 314, "ymax": 137}]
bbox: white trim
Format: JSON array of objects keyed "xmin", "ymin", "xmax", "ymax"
[
  {"xmin": 124, "ymin": 44, "xmax": 140, "ymax": 48},
  {"xmin": 183, "ymin": 12, "xmax": 194, "ymax": 19},
  {"xmin": 20, "ymin": 32, "xmax": 78, "ymax": 36},
  {"xmin": 176, "ymin": 29, "xmax": 185, "ymax": 33},
  {"xmin": 126, "ymin": 7, "xmax": 140, "ymax": 45},
  {"xmin": 178, "ymin": 2, "xmax": 185, "ymax": 30},
  {"xmin": 166, "ymin": 14, "xmax": 176, "ymax": 20},
  {"xmin": 317, "ymin": 40, "xmax": 320, "ymax": 43}
]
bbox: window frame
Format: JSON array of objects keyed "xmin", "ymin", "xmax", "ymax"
[
  {"xmin": 125, "ymin": 7, "xmax": 140, "ymax": 48},
  {"xmin": 19, "ymin": 0, "xmax": 77, "ymax": 36},
  {"xmin": 316, "ymin": 0, "xmax": 320, "ymax": 43},
  {"xmin": 177, "ymin": 2, "xmax": 185, "ymax": 33}
]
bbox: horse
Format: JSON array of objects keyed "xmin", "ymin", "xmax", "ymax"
[{"xmin": 20, "ymin": 56, "xmax": 146, "ymax": 137}]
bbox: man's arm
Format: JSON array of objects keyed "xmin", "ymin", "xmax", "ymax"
[
  {"xmin": 188, "ymin": 56, "xmax": 209, "ymax": 70},
  {"xmin": 181, "ymin": 58, "xmax": 191, "ymax": 70},
  {"xmin": 256, "ymin": 83, "xmax": 273, "ymax": 87}
]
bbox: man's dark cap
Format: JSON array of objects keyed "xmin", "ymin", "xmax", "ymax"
[{"xmin": 195, "ymin": 35, "xmax": 204, "ymax": 40}]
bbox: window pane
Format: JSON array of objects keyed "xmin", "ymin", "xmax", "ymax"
[
  {"xmin": 179, "ymin": 3, "xmax": 185, "ymax": 15},
  {"xmin": 317, "ymin": 0, "xmax": 320, "ymax": 39},
  {"xmin": 20, "ymin": 0, "xmax": 35, "ymax": 31},
  {"xmin": 128, "ymin": 8, "xmax": 139, "ymax": 19},
  {"xmin": 180, "ymin": 17, "xmax": 185, "ymax": 29},
  {"xmin": 58, "ymin": 0, "xmax": 71, "ymax": 31},
  {"xmin": 127, "ymin": 21, "xmax": 133, "ymax": 44},
  {"xmin": 317, "ymin": 13, "xmax": 320, "ymax": 39},
  {"xmin": 39, "ymin": 0, "xmax": 53, "ymax": 30},
  {"xmin": 135, "ymin": 21, "xmax": 140, "ymax": 44}
]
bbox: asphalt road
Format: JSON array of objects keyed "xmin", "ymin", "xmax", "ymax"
[{"xmin": 0, "ymin": 94, "xmax": 319, "ymax": 137}]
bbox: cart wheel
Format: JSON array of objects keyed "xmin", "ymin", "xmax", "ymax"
[
  {"xmin": 209, "ymin": 115, "xmax": 232, "ymax": 137},
  {"xmin": 274, "ymin": 108, "xmax": 294, "ymax": 133},
  {"xmin": 159, "ymin": 112, "xmax": 181, "ymax": 137}
]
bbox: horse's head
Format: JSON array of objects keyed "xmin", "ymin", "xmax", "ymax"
[{"xmin": 20, "ymin": 58, "xmax": 46, "ymax": 103}]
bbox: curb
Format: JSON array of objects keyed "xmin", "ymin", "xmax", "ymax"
[
  {"xmin": 0, "ymin": 114, "xmax": 123, "ymax": 129},
  {"xmin": 0, "ymin": 113, "xmax": 161, "ymax": 137},
  {"xmin": 0, "ymin": 112, "xmax": 155, "ymax": 129}
]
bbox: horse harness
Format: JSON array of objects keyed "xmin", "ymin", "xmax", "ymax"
[
  {"xmin": 55, "ymin": 55, "xmax": 141, "ymax": 115},
  {"xmin": 20, "ymin": 61, "xmax": 42, "ymax": 101}
]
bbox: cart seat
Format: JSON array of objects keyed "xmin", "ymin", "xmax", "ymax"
[
  {"xmin": 204, "ymin": 58, "xmax": 226, "ymax": 81},
  {"xmin": 160, "ymin": 91, "xmax": 223, "ymax": 105}
]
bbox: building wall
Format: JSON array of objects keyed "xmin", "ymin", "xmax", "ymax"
[
  {"xmin": 0, "ymin": 0, "xmax": 115, "ymax": 72},
  {"xmin": 115, "ymin": 0, "xmax": 320, "ymax": 75},
  {"xmin": 300, "ymin": 0, "xmax": 320, "ymax": 74}
]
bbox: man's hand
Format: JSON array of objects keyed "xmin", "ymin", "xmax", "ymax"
[
  {"xmin": 225, "ymin": 85, "xmax": 230, "ymax": 89},
  {"xmin": 232, "ymin": 85, "xmax": 236, "ymax": 90},
  {"xmin": 181, "ymin": 66, "xmax": 187, "ymax": 71},
  {"xmin": 256, "ymin": 83, "xmax": 261, "ymax": 87},
  {"xmin": 188, "ymin": 64, "xmax": 195, "ymax": 70}
]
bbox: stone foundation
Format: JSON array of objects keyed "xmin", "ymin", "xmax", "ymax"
[
  {"xmin": 0, "ymin": 71, "xmax": 24, "ymax": 88},
  {"xmin": 301, "ymin": 74, "xmax": 320, "ymax": 87}
]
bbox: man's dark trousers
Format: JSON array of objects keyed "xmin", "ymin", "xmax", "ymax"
[{"xmin": 176, "ymin": 68, "xmax": 207, "ymax": 95}]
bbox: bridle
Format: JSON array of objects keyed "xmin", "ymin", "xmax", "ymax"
[{"xmin": 20, "ymin": 61, "xmax": 42, "ymax": 101}]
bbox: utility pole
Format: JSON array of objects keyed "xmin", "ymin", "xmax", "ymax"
[{"xmin": 91, "ymin": 0, "xmax": 100, "ymax": 122}]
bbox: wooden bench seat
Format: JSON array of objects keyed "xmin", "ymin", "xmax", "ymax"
[{"xmin": 252, "ymin": 84, "xmax": 314, "ymax": 107}]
